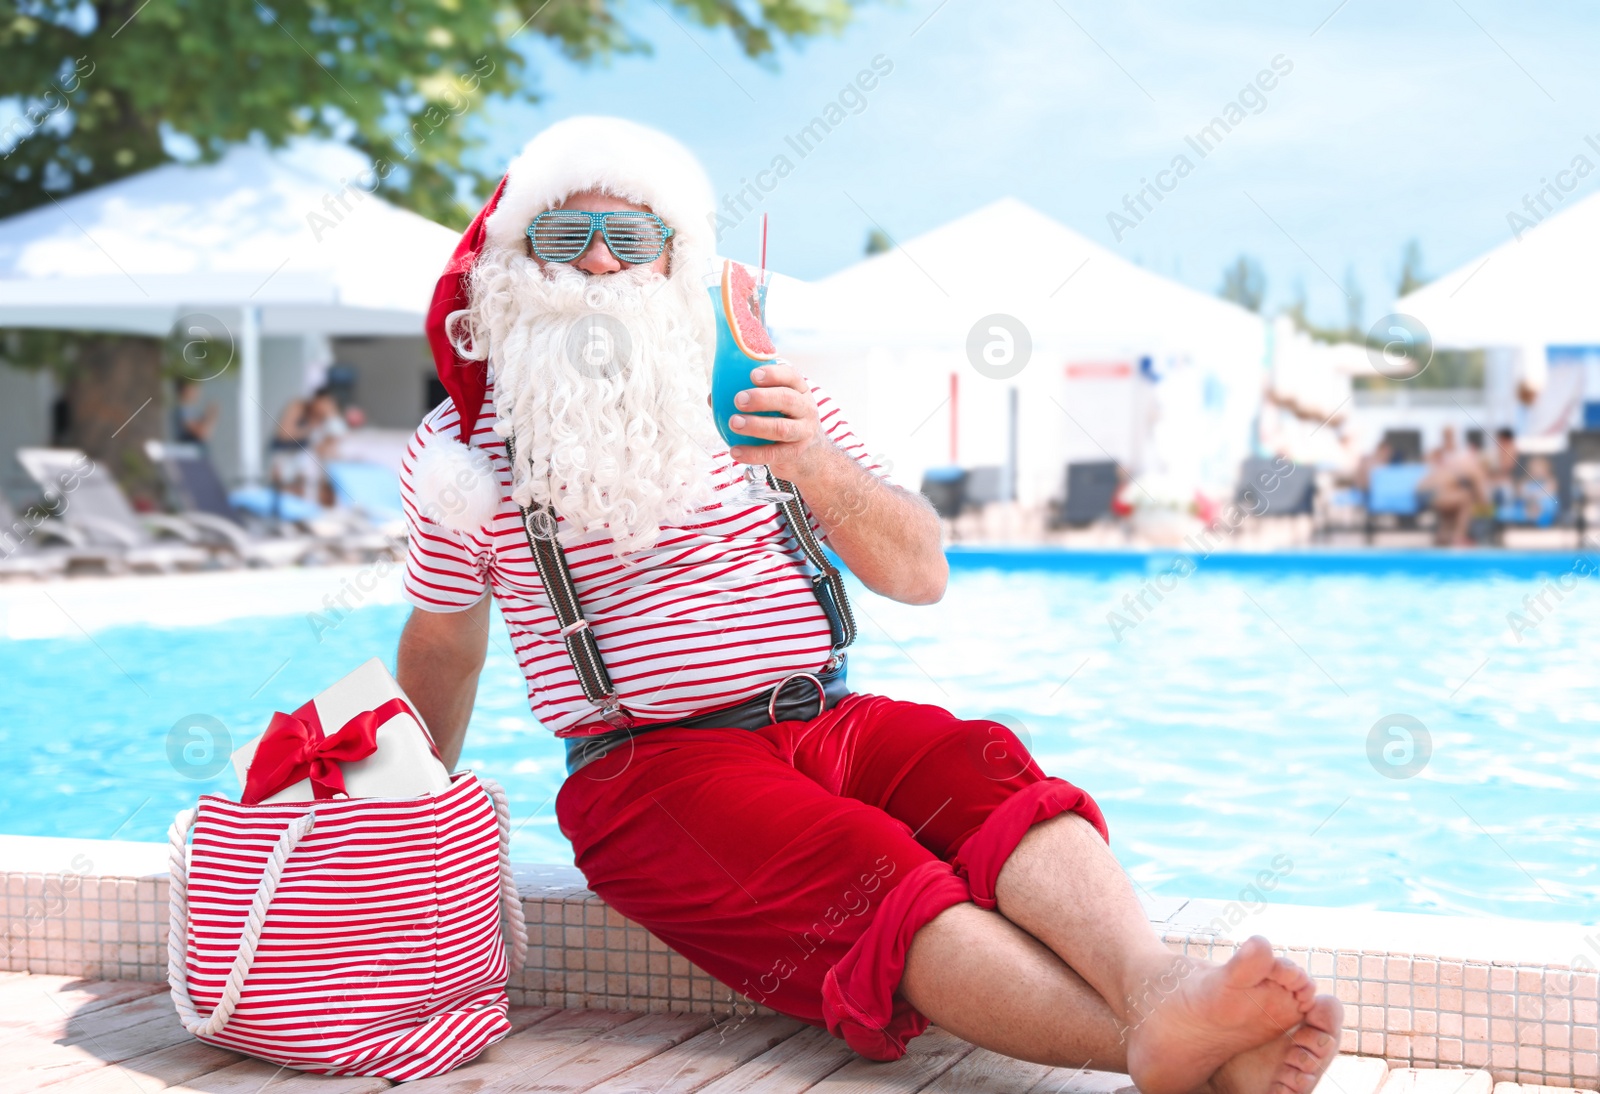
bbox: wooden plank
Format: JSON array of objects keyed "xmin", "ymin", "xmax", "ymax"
[
  {"xmin": 31, "ymin": 1000, "xmax": 556, "ymax": 1093},
  {"xmin": 0, "ymin": 977, "xmax": 166, "ymax": 1023},
  {"xmin": 1316, "ymin": 1057, "xmax": 1392, "ymax": 1094},
  {"xmin": 34, "ymin": 1039, "xmax": 243, "ymax": 1093},
  {"xmin": 920, "ymin": 1048, "xmax": 1056, "ymax": 1094},
  {"xmin": 695, "ymin": 1026, "xmax": 857, "ymax": 1094},
  {"xmin": 17, "ymin": 1014, "xmax": 195, "ymax": 1090},
  {"xmin": 1, "ymin": 989, "xmax": 180, "ymax": 1050},
  {"xmin": 507, "ymin": 1007, "xmax": 566, "ymax": 1034},
  {"xmin": 808, "ymin": 1027, "xmax": 973, "ymax": 1094},
  {"xmin": 162, "ymin": 1059, "xmax": 392, "ymax": 1094},
  {"xmin": 1024, "ymin": 1065, "xmax": 1137, "ymax": 1094},
  {"xmin": 599, "ymin": 1016, "xmax": 807, "ymax": 1094},
  {"xmin": 1380, "ymin": 1070, "xmax": 1493, "ymax": 1094},
  {"xmin": 491, "ymin": 1012, "xmax": 712, "ymax": 1092},
  {"xmin": 403, "ymin": 1008, "xmax": 642, "ymax": 1094}
]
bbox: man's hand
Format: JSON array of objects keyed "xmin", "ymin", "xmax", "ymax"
[
  {"xmin": 726, "ymin": 361, "xmax": 826, "ymax": 483},
  {"xmin": 725, "ymin": 362, "xmax": 946, "ymax": 605},
  {"xmin": 396, "ymin": 595, "xmax": 490, "ymax": 770}
]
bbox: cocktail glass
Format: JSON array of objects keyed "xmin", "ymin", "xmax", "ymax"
[{"xmin": 704, "ymin": 262, "xmax": 794, "ymax": 505}]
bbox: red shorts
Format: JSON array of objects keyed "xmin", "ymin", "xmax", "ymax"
[{"xmin": 555, "ymin": 692, "xmax": 1108, "ymax": 1061}]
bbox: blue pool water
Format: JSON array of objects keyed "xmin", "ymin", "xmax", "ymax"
[{"xmin": 3, "ymin": 551, "xmax": 1597, "ymax": 925}]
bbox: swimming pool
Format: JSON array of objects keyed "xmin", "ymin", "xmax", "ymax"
[{"xmin": 3, "ymin": 550, "xmax": 1596, "ymax": 925}]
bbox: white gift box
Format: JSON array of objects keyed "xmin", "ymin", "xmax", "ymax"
[{"xmin": 232, "ymin": 657, "xmax": 453, "ymax": 804}]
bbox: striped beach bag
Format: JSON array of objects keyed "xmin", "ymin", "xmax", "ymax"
[{"xmin": 166, "ymin": 772, "xmax": 527, "ymax": 1080}]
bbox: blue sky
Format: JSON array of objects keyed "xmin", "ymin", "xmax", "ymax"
[{"xmin": 473, "ymin": 0, "xmax": 1600, "ymax": 331}]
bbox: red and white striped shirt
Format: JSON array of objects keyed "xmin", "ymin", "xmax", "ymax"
[{"xmin": 400, "ymin": 380, "xmax": 894, "ymax": 736}]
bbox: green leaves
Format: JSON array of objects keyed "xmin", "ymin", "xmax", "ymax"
[{"xmin": 0, "ymin": 0, "xmax": 874, "ymax": 227}]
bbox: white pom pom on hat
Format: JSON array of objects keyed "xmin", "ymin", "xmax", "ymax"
[{"xmin": 411, "ymin": 435, "xmax": 502, "ymax": 534}]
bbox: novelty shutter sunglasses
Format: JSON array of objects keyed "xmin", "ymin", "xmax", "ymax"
[{"xmin": 525, "ymin": 210, "xmax": 675, "ymax": 265}]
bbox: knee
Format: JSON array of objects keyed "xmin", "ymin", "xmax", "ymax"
[{"xmin": 956, "ymin": 718, "xmax": 1040, "ymax": 783}]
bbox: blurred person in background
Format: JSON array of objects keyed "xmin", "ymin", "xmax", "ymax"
[
  {"xmin": 1500, "ymin": 455, "xmax": 1559, "ymax": 526},
  {"xmin": 268, "ymin": 394, "xmax": 311, "ymax": 498},
  {"xmin": 1419, "ymin": 426, "xmax": 1489, "ymax": 546},
  {"xmin": 1488, "ymin": 427, "xmax": 1523, "ymax": 516},
  {"xmin": 304, "ymin": 388, "xmax": 348, "ymax": 506},
  {"xmin": 1353, "ymin": 439, "xmax": 1394, "ymax": 496},
  {"xmin": 171, "ymin": 378, "xmax": 218, "ymax": 450}
]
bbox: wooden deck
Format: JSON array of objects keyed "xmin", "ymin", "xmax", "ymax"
[{"xmin": 3, "ymin": 972, "xmax": 1579, "ymax": 1094}]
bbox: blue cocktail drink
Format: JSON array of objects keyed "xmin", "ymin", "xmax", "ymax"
[{"xmin": 703, "ymin": 260, "xmax": 793, "ymax": 503}]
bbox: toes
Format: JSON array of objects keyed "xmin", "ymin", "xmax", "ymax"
[
  {"xmin": 1290, "ymin": 1016, "xmax": 1338, "ymax": 1054},
  {"xmin": 1269, "ymin": 955, "xmax": 1314, "ymax": 994},
  {"xmin": 1224, "ymin": 935, "xmax": 1278, "ymax": 986},
  {"xmin": 1282, "ymin": 1044, "xmax": 1323, "ymax": 1075},
  {"xmin": 1272, "ymin": 1069, "xmax": 1317, "ymax": 1094},
  {"xmin": 1302, "ymin": 994, "xmax": 1345, "ymax": 1039}
]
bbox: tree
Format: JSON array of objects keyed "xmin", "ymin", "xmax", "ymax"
[
  {"xmin": 1218, "ymin": 254, "xmax": 1265, "ymax": 313},
  {"xmin": 864, "ymin": 227, "xmax": 890, "ymax": 255},
  {"xmin": 1342, "ymin": 265, "xmax": 1363, "ymax": 340},
  {"xmin": 1397, "ymin": 239, "xmax": 1427, "ymax": 297},
  {"xmin": 1, "ymin": 0, "xmax": 867, "ymax": 224},
  {"xmin": 0, "ymin": 0, "xmax": 871, "ymax": 494}
]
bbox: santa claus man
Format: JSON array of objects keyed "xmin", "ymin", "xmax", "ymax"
[{"xmin": 396, "ymin": 115, "xmax": 1342, "ymax": 1093}]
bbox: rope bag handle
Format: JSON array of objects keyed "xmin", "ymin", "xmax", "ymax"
[{"xmin": 166, "ymin": 776, "xmax": 528, "ymax": 1037}]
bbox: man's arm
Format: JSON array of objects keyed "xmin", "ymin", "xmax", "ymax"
[
  {"xmin": 727, "ymin": 363, "xmax": 948, "ymax": 605},
  {"xmin": 396, "ymin": 595, "xmax": 490, "ymax": 770}
]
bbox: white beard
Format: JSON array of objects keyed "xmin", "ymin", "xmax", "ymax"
[{"xmin": 451, "ymin": 248, "xmax": 723, "ymax": 557}]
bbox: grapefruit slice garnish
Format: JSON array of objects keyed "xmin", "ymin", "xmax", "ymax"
[{"xmin": 721, "ymin": 259, "xmax": 778, "ymax": 361}]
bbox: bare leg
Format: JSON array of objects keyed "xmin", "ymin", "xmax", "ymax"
[
  {"xmin": 901, "ymin": 902, "xmax": 1128, "ymax": 1068},
  {"xmin": 900, "ymin": 899, "xmax": 1345, "ymax": 1094},
  {"xmin": 992, "ymin": 813, "xmax": 1331, "ymax": 1094}
]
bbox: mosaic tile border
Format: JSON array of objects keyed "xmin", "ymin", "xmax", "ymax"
[{"xmin": 1, "ymin": 844, "xmax": 1593, "ymax": 1087}]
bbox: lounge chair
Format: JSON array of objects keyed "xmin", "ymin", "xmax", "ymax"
[
  {"xmin": 0, "ymin": 492, "xmax": 119, "ymax": 577},
  {"xmin": 144, "ymin": 441, "xmax": 320, "ymax": 567},
  {"xmin": 14, "ymin": 448, "xmax": 212, "ymax": 572},
  {"xmin": 919, "ymin": 467, "xmax": 968, "ymax": 521},
  {"xmin": 963, "ymin": 465, "xmax": 1007, "ymax": 510},
  {"xmin": 325, "ymin": 460, "xmax": 407, "ymax": 538},
  {"xmin": 1364, "ymin": 462, "xmax": 1429, "ymax": 543},
  {"xmin": 1236, "ymin": 456, "xmax": 1315, "ymax": 517},
  {"xmin": 1494, "ymin": 446, "xmax": 1577, "ymax": 544},
  {"xmin": 1056, "ymin": 461, "xmax": 1119, "ymax": 528},
  {"xmin": 1381, "ymin": 429, "xmax": 1424, "ymax": 463}
]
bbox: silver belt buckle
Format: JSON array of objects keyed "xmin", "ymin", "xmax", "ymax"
[{"xmin": 768, "ymin": 672, "xmax": 827, "ymax": 726}]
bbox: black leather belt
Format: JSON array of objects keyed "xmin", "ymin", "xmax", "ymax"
[{"xmin": 563, "ymin": 657, "xmax": 850, "ymax": 775}]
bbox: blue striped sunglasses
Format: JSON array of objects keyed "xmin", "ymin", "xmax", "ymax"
[{"xmin": 525, "ymin": 210, "xmax": 675, "ymax": 265}]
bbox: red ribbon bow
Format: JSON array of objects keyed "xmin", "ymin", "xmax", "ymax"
[{"xmin": 241, "ymin": 697, "xmax": 425, "ymax": 806}]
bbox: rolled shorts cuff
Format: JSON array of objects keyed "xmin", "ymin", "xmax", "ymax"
[
  {"xmin": 819, "ymin": 859, "xmax": 970, "ymax": 1061},
  {"xmin": 951, "ymin": 777, "xmax": 1110, "ymax": 910}
]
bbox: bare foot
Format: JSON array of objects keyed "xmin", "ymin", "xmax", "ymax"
[
  {"xmin": 1208, "ymin": 995, "xmax": 1345, "ymax": 1094},
  {"xmin": 1125, "ymin": 936, "xmax": 1315, "ymax": 1094}
]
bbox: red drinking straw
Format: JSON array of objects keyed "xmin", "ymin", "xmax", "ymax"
[{"xmin": 759, "ymin": 212, "xmax": 768, "ymax": 286}]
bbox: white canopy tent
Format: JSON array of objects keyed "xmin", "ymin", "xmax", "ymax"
[
  {"xmin": 0, "ymin": 143, "xmax": 458, "ymax": 482},
  {"xmin": 1397, "ymin": 191, "xmax": 1600, "ymax": 439},
  {"xmin": 1399, "ymin": 190, "xmax": 1600, "ymax": 348},
  {"xmin": 765, "ymin": 197, "xmax": 1268, "ymax": 507}
]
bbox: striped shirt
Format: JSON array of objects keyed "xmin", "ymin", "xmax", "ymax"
[{"xmin": 400, "ymin": 380, "xmax": 894, "ymax": 737}]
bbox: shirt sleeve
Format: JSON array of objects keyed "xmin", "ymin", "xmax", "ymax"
[
  {"xmin": 806, "ymin": 379, "xmax": 903, "ymax": 543},
  {"xmin": 399, "ymin": 411, "xmax": 492, "ymax": 612}
]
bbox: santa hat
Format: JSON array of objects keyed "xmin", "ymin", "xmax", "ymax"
[{"xmin": 424, "ymin": 115, "xmax": 718, "ymax": 446}]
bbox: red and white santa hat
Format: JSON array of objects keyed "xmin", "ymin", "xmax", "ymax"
[{"xmin": 425, "ymin": 115, "xmax": 718, "ymax": 444}]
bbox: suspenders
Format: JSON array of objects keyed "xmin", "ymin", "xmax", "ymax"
[{"xmin": 503, "ymin": 437, "xmax": 857, "ymax": 731}]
